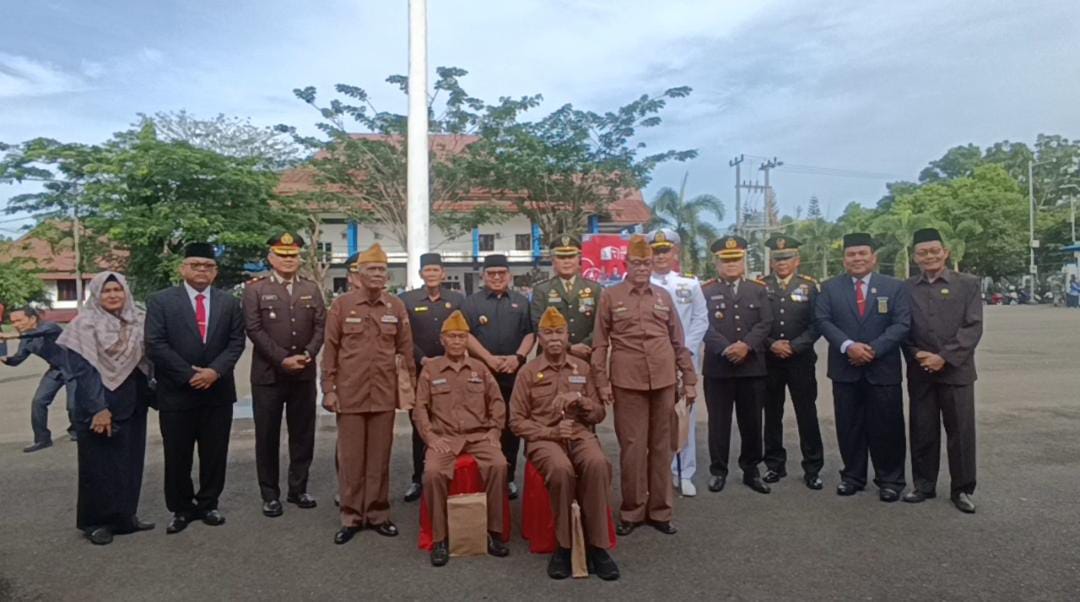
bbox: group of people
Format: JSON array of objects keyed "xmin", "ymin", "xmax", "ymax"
[{"xmin": 3, "ymin": 223, "xmax": 983, "ymax": 582}]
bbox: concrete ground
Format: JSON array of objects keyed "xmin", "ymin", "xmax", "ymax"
[{"xmin": 0, "ymin": 305, "xmax": 1078, "ymax": 601}]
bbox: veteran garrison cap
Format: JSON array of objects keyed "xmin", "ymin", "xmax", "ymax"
[
  {"xmin": 441, "ymin": 310, "xmax": 471, "ymax": 334},
  {"xmin": 626, "ymin": 235, "xmax": 653, "ymax": 259},
  {"xmin": 538, "ymin": 306, "xmax": 568, "ymax": 330},
  {"xmin": 711, "ymin": 235, "xmax": 748, "ymax": 260}
]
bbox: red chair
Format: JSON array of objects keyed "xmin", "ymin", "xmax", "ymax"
[
  {"xmin": 520, "ymin": 460, "xmax": 617, "ymax": 554},
  {"xmin": 418, "ymin": 453, "xmax": 512, "ymax": 550}
]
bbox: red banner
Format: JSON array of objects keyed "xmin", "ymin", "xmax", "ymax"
[{"xmin": 581, "ymin": 234, "xmax": 629, "ymax": 286}]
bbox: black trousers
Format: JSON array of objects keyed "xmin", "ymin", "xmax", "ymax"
[
  {"xmin": 409, "ymin": 410, "xmax": 425, "ymax": 484},
  {"xmin": 908, "ymin": 378, "xmax": 976, "ymax": 496},
  {"xmin": 77, "ymin": 405, "xmax": 147, "ymax": 532},
  {"xmin": 832, "ymin": 380, "xmax": 906, "ymax": 490},
  {"xmin": 704, "ymin": 376, "xmax": 765, "ymax": 479},
  {"xmin": 764, "ymin": 357, "xmax": 824, "ymax": 476},
  {"xmin": 495, "ymin": 373, "xmax": 521, "ymax": 483},
  {"xmin": 252, "ymin": 380, "xmax": 316, "ymax": 502},
  {"xmin": 160, "ymin": 404, "xmax": 233, "ymax": 515}
]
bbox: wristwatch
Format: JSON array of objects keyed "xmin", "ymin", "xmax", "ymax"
[{"xmin": 515, "ymin": 353, "xmax": 526, "ymax": 366}]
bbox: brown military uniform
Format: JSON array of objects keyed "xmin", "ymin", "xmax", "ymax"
[
  {"xmin": 322, "ymin": 289, "xmax": 414, "ymax": 527},
  {"xmin": 242, "ymin": 272, "xmax": 326, "ymax": 502},
  {"xmin": 590, "ymin": 281, "xmax": 696, "ymax": 524},
  {"xmin": 510, "ymin": 354, "xmax": 611, "ymax": 549},
  {"xmin": 413, "ymin": 356, "xmax": 508, "ymax": 542}
]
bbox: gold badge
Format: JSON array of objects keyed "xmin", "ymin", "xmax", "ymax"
[
  {"xmin": 941, "ymin": 288, "xmax": 950, "ymax": 296},
  {"xmin": 536, "ymin": 372, "xmax": 544, "ymax": 381},
  {"xmin": 725, "ymin": 238, "xmax": 737, "ymax": 249},
  {"xmin": 656, "ymin": 231, "xmax": 667, "ymax": 243},
  {"xmin": 562, "ymin": 235, "xmax": 571, "ymax": 246},
  {"xmin": 878, "ymin": 297, "xmax": 889, "ymax": 314},
  {"xmin": 479, "ymin": 315, "xmax": 489, "ymax": 325},
  {"xmin": 445, "ymin": 302, "xmax": 452, "ymax": 309},
  {"xmin": 268, "ymin": 310, "xmax": 277, "ymax": 320},
  {"xmin": 715, "ymin": 311, "xmax": 723, "ymax": 319},
  {"xmin": 579, "ymin": 287, "xmax": 592, "ymax": 298},
  {"xmin": 777, "ymin": 238, "xmax": 787, "ymax": 249},
  {"xmin": 281, "ymin": 232, "xmax": 294, "ymax": 245}
]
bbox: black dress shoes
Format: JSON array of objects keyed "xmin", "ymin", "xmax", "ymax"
[
  {"xmin": 431, "ymin": 540, "xmax": 450, "ymax": 566},
  {"xmin": 952, "ymin": 492, "xmax": 976, "ymax": 514},
  {"xmin": 201, "ymin": 510, "xmax": 226, "ymax": 526},
  {"xmin": 836, "ymin": 481, "xmax": 862, "ymax": 496},
  {"xmin": 648, "ymin": 521, "xmax": 677, "ymax": 535},
  {"xmin": 508, "ymin": 482, "xmax": 519, "ymax": 500},
  {"xmin": 547, "ymin": 547, "xmax": 571, "ymax": 579},
  {"xmin": 334, "ymin": 526, "xmax": 360, "ymax": 545},
  {"xmin": 879, "ymin": 488, "xmax": 900, "ymax": 503},
  {"xmin": 87, "ymin": 527, "xmax": 113, "ymax": 545},
  {"xmin": 708, "ymin": 475, "xmax": 726, "ymax": 492},
  {"xmin": 263, "ymin": 500, "xmax": 284, "ymax": 517},
  {"xmin": 487, "ymin": 534, "xmax": 510, "ymax": 557},
  {"xmin": 404, "ymin": 482, "xmax": 422, "ymax": 503},
  {"xmin": 615, "ymin": 521, "xmax": 640, "ymax": 536},
  {"xmin": 763, "ymin": 469, "xmax": 786, "ymax": 484},
  {"xmin": 287, "ymin": 493, "xmax": 317, "ymax": 509},
  {"xmin": 22, "ymin": 440, "xmax": 52, "ymax": 453},
  {"xmin": 373, "ymin": 521, "xmax": 399, "ymax": 537},
  {"xmin": 903, "ymin": 490, "xmax": 936, "ymax": 503},
  {"xmin": 743, "ymin": 476, "xmax": 772, "ymax": 494},
  {"xmin": 804, "ymin": 474, "xmax": 824, "ymax": 490},
  {"xmin": 116, "ymin": 516, "xmax": 155, "ymax": 534},
  {"xmin": 588, "ymin": 547, "xmax": 620, "ymax": 581},
  {"xmin": 166, "ymin": 514, "xmax": 191, "ymax": 534}
]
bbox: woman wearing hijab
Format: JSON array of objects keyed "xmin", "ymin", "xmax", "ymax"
[{"xmin": 59, "ymin": 272, "xmax": 155, "ymax": 545}]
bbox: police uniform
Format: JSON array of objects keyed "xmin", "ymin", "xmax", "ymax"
[
  {"xmin": 700, "ymin": 235, "xmax": 773, "ymax": 494},
  {"xmin": 529, "ymin": 235, "xmax": 602, "ymax": 355},
  {"xmin": 760, "ymin": 235, "xmax": 825, "ymax": 488},
  {"xmin": 242, "ymin": 232, "xmax": 326, "ymax": 513},
  {"xmin": 645, "ymin": 228, "xmax": 708, "ymax": 493},
  {"xmin": 398, "ymin": 253, "xmax": 466, "ymax": 497}
]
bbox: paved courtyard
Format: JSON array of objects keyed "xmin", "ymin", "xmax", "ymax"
[{"xmin": 0, "ymin": 305, "xmax": 1078, "ymax": 601}]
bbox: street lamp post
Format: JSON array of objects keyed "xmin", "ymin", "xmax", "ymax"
[
  {"xmin": 1028, "ymin": 159, "xmax": 1040, "ymax": 302},
  {"xmin": 406, "ymin": 0, "xmax": 430, "ymax": 290}
]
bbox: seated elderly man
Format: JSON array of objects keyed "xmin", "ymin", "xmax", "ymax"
[
  {"xmin": 413, "ymin": 310, "xmax": 510, "ymax": 567},
  {"xmin": 510, "ymin": 307, "xmax": 619, "ymax": 581}
]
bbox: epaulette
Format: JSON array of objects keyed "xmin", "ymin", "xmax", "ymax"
[
  {"xmin": 702, "ymin": 278, "xmax": 718, "ymax": 286},
  {"xmin": 245, "ymin": 276, "xmax": 266, "ymax": 286},
  {"xmin": 752, "ymin": 278, "xmax": 767, "ymax": 286},
  {"xmin": 799, "ymin": 274, "xmax": 818, "ymax": 283}
]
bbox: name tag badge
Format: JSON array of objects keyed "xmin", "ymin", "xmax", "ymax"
[
  {"xmin": 877, "ymin": 297, "xmax": 889, "ymax": 314},
  {"xmin": 299, "ymin": 295, "xmax": 313, "ymax": 300},
  {"xmin": 414, "ymin": 305, "xmax": 429, "ymax": 313},
  {"xmin": 431, "ymin": 378, "xmax": 447, "ymax": 386},
  {"xmin": 261, "ymin": 294, "xmax": 278, "ymax": 301},
  {"xmin": 710, "ymin": 295, "xmax": 724, "ymax": 300},
  {"xmin": 568, "ymin": 375, "xmax": 587, "ymax": 385},
  {"xmin": 380, "ymin": 314, "xmax": 399, "ymax": 324},
  {"xmin": 654, "ymin": 304, "xmax": 670, "ymax": 312},
  {"xmin": 614, "ymin": 306, "xmax": 628, "ymax": 313},
  {"xmin": 468, "ymin": 376, "xmax": 483, "ymax": 384},
  {"xmin": 345, "ymin": 317, "xmax": 364, "ymax": 324}
]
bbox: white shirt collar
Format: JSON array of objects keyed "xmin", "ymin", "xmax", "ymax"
[
  {"xmin": 183, "ymin": 281, "xmax": 210, "ymax": 301},
  {"xmin": 851, "ymin": 273, "xmax": 872, "ymax": 287}
]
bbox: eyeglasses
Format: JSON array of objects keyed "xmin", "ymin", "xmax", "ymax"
[{"xmin": 914, "ymin": 248, "xmax": 945, "ymax": 258}]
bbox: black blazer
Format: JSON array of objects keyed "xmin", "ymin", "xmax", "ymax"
[
  {"xmin": 701, "ymin": 278, "xmax": 773, "ymax": 378},
  {"xmin": 814, "ymin": 272, "xmax": 910, "ymax": 385},
  {"xmin": 146, "ymin": 285, "xmax": 246, "ymax": 412}
]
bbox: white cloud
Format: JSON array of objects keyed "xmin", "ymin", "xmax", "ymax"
[{"xmin": 0, "ymin": 53, "xmax": 86, "ymax": 98}]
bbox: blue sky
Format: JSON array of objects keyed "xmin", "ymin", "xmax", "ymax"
[{"xmin": 2, "ymin": 0, "xmax": 1079, "ymax": 236}]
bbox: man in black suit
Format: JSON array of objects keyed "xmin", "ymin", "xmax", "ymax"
[
  {"xmin": 147, "ymin": 243, "xmax": 246, "ymax": 533},
  {"xmin": 814, "ymin": 233, "xmax": 911, "ymax": 502}
]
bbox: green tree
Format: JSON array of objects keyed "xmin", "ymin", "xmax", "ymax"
[
  {"xmin": 0, "ymin": 258, "xmax": 49, "ymax": 309},
  {"xmin": 792, "ymin": 217, "xmax": 841, "ymax": 280},
  {"xmin": 138, "ymin": 110, "xmax": 308, "ymax": 171},
  {"xmin": 648, "ymin": 173, "xmax": 724, "ymax": 277},
  {"xmin": 871, "ymin": 208, "xmax": 936, "ymax": 278},
  {"xmin": 932, "ymin": 219, "xmax": 984, "ymax": 271}
]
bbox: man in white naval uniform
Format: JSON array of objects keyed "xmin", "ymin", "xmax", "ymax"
[{"xmin": 647, "ymin": 228, "xmax": 708, "ymax": 496}]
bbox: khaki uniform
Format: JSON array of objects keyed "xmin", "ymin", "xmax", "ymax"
[
  {"xmin": 510, "ymin": 355, "xmax": 611, "ymax": 549},
  {"xmin": 242, "ymin": 273, "xmax": 326, "ymax": 502},
  {"xmin": 590, "ymin": 281, "xmax": 696, "ymax": 524},
  {"xmin": 529, "ymin": 276, "xmax": 602, "ymax": 348},
  {"xmin": 321, "ymin": 289, "xmax": 414, "ymax": 527},
  {"xmin": 414, "ymin": 357, "xmax": 508, "ymax": 542}
]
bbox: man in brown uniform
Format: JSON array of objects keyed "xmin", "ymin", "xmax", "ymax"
[
  {"xmin": 902, "ymin": 228, "xmax": 983, "ymax": 513},
  {"xmin": 511, "ymin": 307, "xmax": 619, "ymax": 581},
  {"xmin": 243, "ymin": 232, "xmax": 326, "ymax": 517},
  {"xmin": 591, "ymin": 235, "xmax": 697, "ymax": 536},
  {"xmin": 414, "ymin": 310, "xmax": 510, "ymax": 567},
  {"xmin": 321, "ymin": 243, "xmax": 414, "ymax": 544}
]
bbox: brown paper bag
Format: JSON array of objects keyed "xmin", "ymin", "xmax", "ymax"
[
  {"xmin": 395, "ymin": 354, "xmax": 415, "ymax": 410},
  {"xmin": 448, "ymin": 492, "xmax": 487, "ymax": 557},
  {"xmin": 672, "ymin": 398, "xmax": 690, "ymax": 453},
  {"xmin": 570, "ymin": 500, "xmax": 589, "ymax": 578}
]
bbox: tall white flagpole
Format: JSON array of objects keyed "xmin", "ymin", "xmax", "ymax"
[{"xmin": 406, "ymin": 0, "xmax": 430, "ymax": 289}]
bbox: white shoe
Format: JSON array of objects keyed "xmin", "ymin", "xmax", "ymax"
[
  {"xmin": 680, "ymin": 479, "xmax": 697, "ymax": 497},
  {"xmin": 672, "ymin": 476, "xmax": 680, "ymax": 489}
]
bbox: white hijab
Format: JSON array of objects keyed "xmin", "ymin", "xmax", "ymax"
[{"xmin": 57, "ymin": 272, "xmax": 149, "ymax": 391}]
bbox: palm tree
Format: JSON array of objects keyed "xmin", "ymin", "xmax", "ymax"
[
  {"xmin": 934, "ymin": 219, "xmax": 984, "ymax": 271},
  {"xmin": 794, "ymin": 218, "xmax": 841, "ymax": 280},
  {"xmin": 871, "ymin": 208, "xmax": 936, "ymax": 278},
  {"xmin": 649, "ymin": 172, "xmax": 725, "ymax": 277}
]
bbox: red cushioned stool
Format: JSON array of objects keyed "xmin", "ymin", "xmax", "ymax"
[
  {"xmin": 418, "ymin": 453, "xmax": 512, "ymax": 550},
  {"xmin": 520, "ymin": 460, "xmax": 617, "ymax": 554}
]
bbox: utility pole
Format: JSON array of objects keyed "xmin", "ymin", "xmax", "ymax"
[
  {"xmin": 729, "ymin": 155, "xmax": 744, "ymax": 235},
  {"xmin": 758, "ymin": 157, "xmax": 782, "ymax": 275},
  {"xmin": 1027, "ymin": 159, "xmax": 1037, "ymax": 302},
  {"xmin": 72, "ymin": 202, "xmax": 83, "ymax": 310},
  {"xmin": 406, "ymin": 0, "xmax": 430, "ymax": 290}
]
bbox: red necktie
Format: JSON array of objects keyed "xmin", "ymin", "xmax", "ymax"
[
  {"xmin": 195, "ymin": 293, "xmax": 208, "ymax": 342},
  {"xmin": 855, "ymin": 280, "xmax": 866, "ymax": 317}
]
